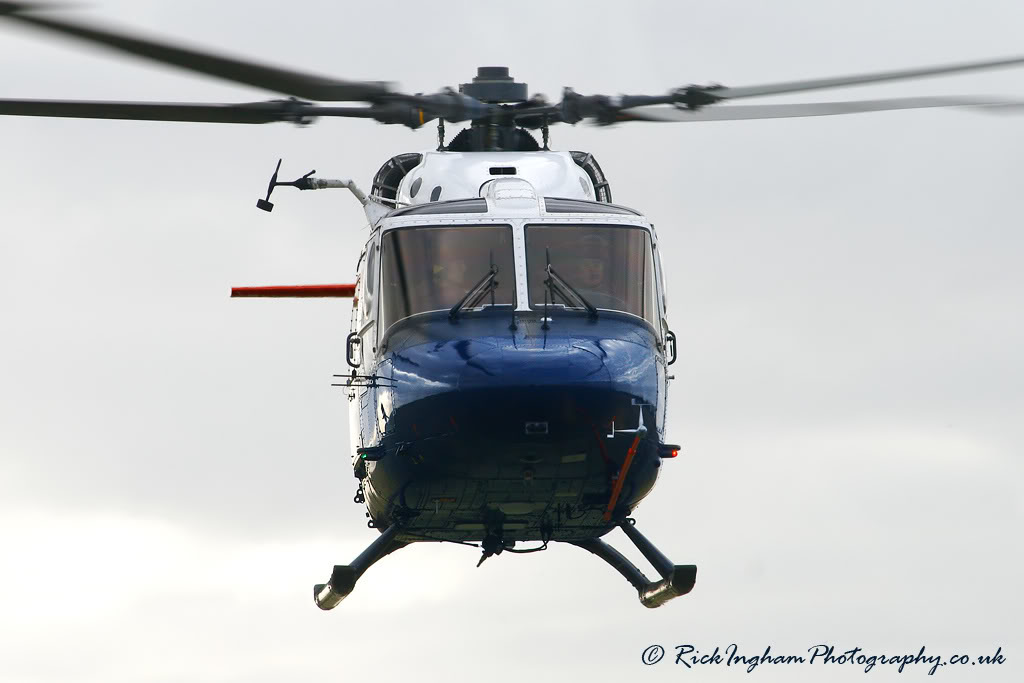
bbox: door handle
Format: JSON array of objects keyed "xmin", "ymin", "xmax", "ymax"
[
  {"xmin": 346, "ymin": 332, "xmax": 363, "ymax": 368},
  {"xmin": 665, "ymin": 330, "xmax": 677, "ymax": 366}
]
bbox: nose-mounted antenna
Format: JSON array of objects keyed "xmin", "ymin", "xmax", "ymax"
[
  {"xmin": 253, "ymin": 158, "xmax": 388, "ymax": 222},
  {"xmin": 256, "ymin": 158, "xmax": 316, "ymax": 212}
]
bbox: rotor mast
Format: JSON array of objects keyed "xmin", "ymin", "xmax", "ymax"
[{"xmin": 455, "ymin": 67, "xmax": 538, "ymax": 152}]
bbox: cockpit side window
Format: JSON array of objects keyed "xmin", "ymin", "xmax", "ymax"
[
  {"xmin": 525, "ymin": 224, "xmax": 656, "ymax": 326},
  {"xmin": 360, "ymin": 236, "xmax": 379, "ymax": 322},
  {"xmin": 365, "ymin": 240, "xmax": 378, "ymax": 297},
  {"xmin": 651, "ymin": 241, "xmax": 669, "ymax": 341},
  {"xmin": 379, "ymin": 225, "xmax": 515, "ymax": 332}
]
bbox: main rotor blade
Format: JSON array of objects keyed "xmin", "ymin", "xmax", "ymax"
[
  {"xmin": 0, "ymin": 2, "xmax": 393, "ymax": 102},
  {"xmin": 617, "ymin": 97, "xmax": 1024, "ymax": 123},
  {"xmin": 0, "ymin": 97, "xmax": 377, "ymax": 124},
  {"xmin": 712, "ymin": 56, "xmax": 1024, "ymax": 100}
]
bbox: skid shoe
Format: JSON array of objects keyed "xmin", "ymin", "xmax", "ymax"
[
  {"xmin": 569, "ymin": 520, "xmax": 696, "ymax": 608},
  {"xmin": 314, "ymin": 524, "xmax": 406, "ymax": 610}
]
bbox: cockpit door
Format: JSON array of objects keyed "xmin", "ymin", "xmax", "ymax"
[
  {"xmin": 652, "ymin": 239, "xmax": 672, "ymax": 434},
  {"xmin": 350, "ymin": 234, "xmax": 384, "ymax": 450}
]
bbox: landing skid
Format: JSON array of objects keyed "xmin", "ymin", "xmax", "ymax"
[
  {"xmin": 313, "ymin": 524, "xmax": 406, "ymax": 610},
  {"xmin": 313, "ymin": 519, "xmax": 694, "ymax": 609},
  {"xmin": 568, "ymin": 520, "xmax": 696, "ymax": 608}
]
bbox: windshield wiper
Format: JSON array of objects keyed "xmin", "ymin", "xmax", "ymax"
[
  {"xmin": 544, "ymin": 250, "xmax": 598, "ymax": 320},
  {"xmin": 448, "ymin": 264, "xmax": 499, "ymax": 320}
]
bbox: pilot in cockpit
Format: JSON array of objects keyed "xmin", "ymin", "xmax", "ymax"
[
  {"xmin": 570, "ymin": 234, "xmax": 623, "ymax": 311},
  {"xmin": 432, "ymin": 258, "xmax": 470, "ymax": 305}
]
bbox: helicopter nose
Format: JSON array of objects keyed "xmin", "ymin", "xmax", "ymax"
[{"xmin": 384, "ymin": 318, "xmax": 662, "ymax": 407}]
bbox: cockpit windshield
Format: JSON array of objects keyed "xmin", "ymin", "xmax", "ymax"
[
  {"xmin": 525, "ymin": 225, "xmax": 657, "ymax": 325},
  {"xmin": 380, "ymin": 225, "xmax": 515, "ymax": 331}
]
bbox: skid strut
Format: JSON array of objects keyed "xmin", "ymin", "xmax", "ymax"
[
  {"xmin": 314, "ymin": 524, "xmax": 406, "ymax": 610},
  {"xmin": 569, "ymin": 520, "xmax": 696, "ymax": 608}
]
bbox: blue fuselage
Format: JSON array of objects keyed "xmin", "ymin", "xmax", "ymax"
[{"xmin": 356, "ymin": 309, "xmax": 669, "ymax": 543}]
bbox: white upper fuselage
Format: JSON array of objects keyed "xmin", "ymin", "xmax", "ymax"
[{"xmin": 393, "ymin": 151, "xmax": 597, "ymax": 207}]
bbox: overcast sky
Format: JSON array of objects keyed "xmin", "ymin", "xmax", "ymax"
[{"xmin": 1, "ymin": 1, "xmax": 1022, "ymax": 681}]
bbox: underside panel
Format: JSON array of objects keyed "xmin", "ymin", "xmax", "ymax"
[{"xmin": 363, "ymin": 386, "xmax": 662, "ymax": 543}]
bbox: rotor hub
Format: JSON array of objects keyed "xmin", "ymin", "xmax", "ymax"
[{"xmin": 459, "ymin": 66, "xmax": 528, "ymax": 104}]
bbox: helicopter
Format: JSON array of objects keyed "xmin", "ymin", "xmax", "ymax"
[{"xmin": 3, "ymin": 2, "xmax": 1024, "ymax": 611}]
